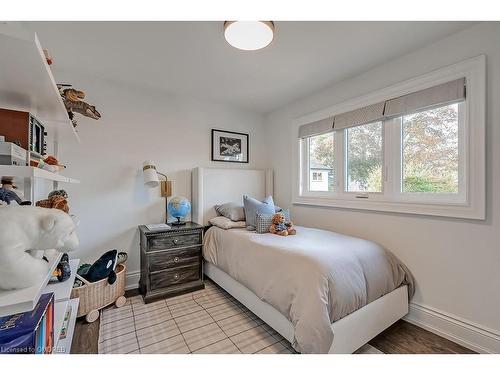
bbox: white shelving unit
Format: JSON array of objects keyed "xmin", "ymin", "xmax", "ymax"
[
  {"xmin": 54, "ymin": 299, "xmax": 69, "ymax": 349},
  {"xmin": 0, "ymin": 23, "xmax": 80, "ymax": 143},
  {"xmin": 45, "ymin": 259, "xmax": 80, "ymax": 354},
  {"xmin": 0, "ymin": 23, "xmax": 82, "ymax": 354},
  {"xmin": 55, "ymin": 298, "xmax": 79, "ymax": 354},
  {"xmin": 0, "ymin": 165, "xmax": 80, "ymax": 184},
  {"xmin": 0, "ymin": 253, "xmax": 62, "ymax": 316}
]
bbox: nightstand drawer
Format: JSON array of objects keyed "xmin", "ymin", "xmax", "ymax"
[
  {"xmin": 148, "ymin": 231, "xmax": 202, "ymax": 251},
  {"xmin": 148, "ymin": 247, "xmax": 201, "ymax": 272},
  {"xmin": 150, "ymin": 265, "xmax": 200, "ymax": 290}
]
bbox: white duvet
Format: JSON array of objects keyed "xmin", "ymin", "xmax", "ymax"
[{"xmin": 203, "ymin": 225, "xmax": 414, "ymax": 353}]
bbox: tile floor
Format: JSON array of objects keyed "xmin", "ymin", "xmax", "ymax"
[
  {"xmin": 98, "ymin": 279, "xmax": 381, "ymax": 354},
  {"xmin": 98, "ymin": 279, "xmax": 296, "ymax": 354}
]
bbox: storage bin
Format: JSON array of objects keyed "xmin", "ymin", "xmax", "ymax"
[{"xmin": 70, "ymin": 264, "xmax": 127, "ymax": 323}]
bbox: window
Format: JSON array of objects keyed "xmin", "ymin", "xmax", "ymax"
[
  {"xmin": 307, "ymin": 133, "xmax": 334, "ymax": 192},
  {"xmin": 402, "ymin": 104, "xmax": 459, "ymax": 194},
  {"xmin": 294, "ymin": 56, "xmax": 485, "ymax": 219},
  {"xmin": 346, "ymin": 121, "xmax": 383, "ymax": 193}
]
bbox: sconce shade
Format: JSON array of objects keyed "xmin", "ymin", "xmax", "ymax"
[{"xmin": 143, "ymin": 160, "xmax": 159, "ymax": 187}]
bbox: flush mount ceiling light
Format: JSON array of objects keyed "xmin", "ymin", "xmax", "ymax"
[{"xmin": 224, "ymin": 21, "xmax": 275, "ymax": 51}]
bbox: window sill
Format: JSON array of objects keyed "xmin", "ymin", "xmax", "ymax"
[{"xmin": 292, "ymin": 196, "xmax": 485, "ymax": 220}]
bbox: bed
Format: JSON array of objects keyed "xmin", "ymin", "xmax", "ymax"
[{"xmin": 192, "ymin": 167, "xmax": 413, "ymax": 354}]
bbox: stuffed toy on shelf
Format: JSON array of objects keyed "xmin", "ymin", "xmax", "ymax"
[
  {"xmin": 36, "ymin": 189, "xmax": 70, "ymax": 213},
  {"xmin": 30, "ymin": 155, "xmax": 66, "ymax": 173},
  {"xmin": 49, "ymin": 253, "xmax": 72, "ymax": 283},
  {"xmin": 57, "ymin": 84, "xmax": 101, "ymax": 128},
  {"xmin": 0, "ymin": 177, "xmax": 31, "ymax": 206}
]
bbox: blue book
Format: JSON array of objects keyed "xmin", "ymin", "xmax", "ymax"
[
  {"xmin": 36, "ymin": 315, "xmax": 46, "ymax": 354},
  {"xmin": 0, "ymin": 293, "xmax": 54, "ymax": 354}
]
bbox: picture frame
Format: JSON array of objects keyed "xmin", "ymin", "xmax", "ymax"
[{"xmin": 211, "ymin": 129, "xmax": 249, "ymax": 163}]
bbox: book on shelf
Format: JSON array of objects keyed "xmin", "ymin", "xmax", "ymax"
[
  {"xmin": 145, "ymin": 223, "xmax": 171, "ymax": 231},
  {"xmin": 0, "ymin": 292, "xmax": 55, "ymax": 354},
  {"xmin": 59, "ymin": 305, "xmax": 72, "ymax": 340}
]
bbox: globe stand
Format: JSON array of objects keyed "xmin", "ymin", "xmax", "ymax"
[{"xmin": 170, "ymin": 217, "xmax": 186, "ymax": 226}]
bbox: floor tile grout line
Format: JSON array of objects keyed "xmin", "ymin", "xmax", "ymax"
[
  {"xmin": 100, "ymin": 312, "xmax": 134, "ymax": 327},
  {"xmin": 174, "ymin": 315, "xmax": 215, "ymax": 334},
  {"xmin": 138, "ymin": 333, "xmax": 190, "ymax": 354},
  {"xmin": 129, "ymin": 297, "xmax": 141, "ymax": 354},
  {"xmin": 131, "ymin": 304, "xmax": 172, "ymax": 318},
  {"xmin": 205, "ymin": 283, "xmax": 286, "ymax": 353},
  {"xmin": 192, "ymin": 297, "xmax": 238, "ymax": 310},
  {"xmin": 189, "ymin": 335, "xmax": 235, "ymax": 354},
  {"xmin": 253, "ymin": 336, "xmax": 286, "ymax": 354},
  {"xmin": 165, "ymin": 296, "xmax": 193, "ymax": 353},
  {"xmin": 193, "ymin": 297, "xmax": 242, "ymax": 354},
  {"xmin": 99, "ymin": 316, "xmax": 134, "ymax": 330},
  {"xmin": 100, "ymin": 315, "xmax": 176, "ymax": 344},
  {"xmin": 99, "ymin": 327, "xmax": 139, "ymax": 344}
]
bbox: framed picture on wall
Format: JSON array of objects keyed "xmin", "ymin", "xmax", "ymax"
[{"xmin": 211, "ymin": 129, "xmax": 249, "ymax": 163}]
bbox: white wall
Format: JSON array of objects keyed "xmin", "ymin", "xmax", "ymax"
[
  {"xmin": 264, "ymin": 23, "xmax": 500, "ymax": 352},
  {"xmin": 56, "ymin": 72, "xmax": 266, "ymax": 287}
]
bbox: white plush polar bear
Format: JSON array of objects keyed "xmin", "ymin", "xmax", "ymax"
[{"xmin": 0, "ymin": 206, "xmax": 79, "ymax": 290}]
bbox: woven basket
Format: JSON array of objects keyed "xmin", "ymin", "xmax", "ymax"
[{"xmin": 71, "ymin": 264, "xmax": 126, "ymax": 319}]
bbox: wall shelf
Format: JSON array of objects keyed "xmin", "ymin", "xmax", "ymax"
[
  {"xmin": 0, "ymin": 252, "xmax": 62, "ymax": 317},
  {"xmin": 53, "ymin": 299, "xmax": 69, "ymax": 352},
  {"xmin": 0, "ymin": 23, "xmax": 80, "ymax": 144},
  {"xmin": 45, "ymin": 259, "xmax": 80, "ymax": 354},
  {"xmin": 55, "ymin": 298, "xmax": 79, "ymax": 354},
  {"xmin": 0, "ymin": 165, "xmax": 80, "ymax": 184}
]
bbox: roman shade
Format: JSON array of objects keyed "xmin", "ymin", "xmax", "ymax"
[
  {"xmin": 333, "ymin": 101, "xmax": 386, "ymax": 130},
  {"xmin": 298, "ymin": 117, "xmax": 334, "ymax": 139},
  {"xmin": 298, "ymin": 78, "xmax": 466, "ymax": 138},
  {"xmin": 384, "ymin": 78, "xmax": 466, "ymax": 117}
]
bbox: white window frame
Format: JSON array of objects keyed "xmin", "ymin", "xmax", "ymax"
[{"xmin": 292, "ymin": 55, "xmax": 485, "ymax": 220}]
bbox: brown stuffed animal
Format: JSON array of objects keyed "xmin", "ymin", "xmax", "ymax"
[
  {"xmin": 36, "ymin": 195, "xmax": 69, "ymax": 213},
  {"xmin": 269, "ymin": 212, "xmax": 296, "ymax": 236}
]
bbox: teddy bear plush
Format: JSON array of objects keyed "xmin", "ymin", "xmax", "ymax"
[
  {"xmin": 269, "ymin": 212, "xmax": 296, "ymax": 236},
  {"xmin": 0, "ymin": 206, "xmax": 79, "ymax": 290}
]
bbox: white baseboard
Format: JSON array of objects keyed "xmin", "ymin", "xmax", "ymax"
[
  {"xmin": 404, "ymin": 302, "xmax": 500, "ymax": 354},
  {"xmin": 125, "ymin": 270, "xmax": 140, "ymax": 291}
]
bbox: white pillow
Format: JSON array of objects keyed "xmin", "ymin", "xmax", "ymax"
[{"xmin": 209, "ymin": 216, "xmax": 246, "ymax": 230}]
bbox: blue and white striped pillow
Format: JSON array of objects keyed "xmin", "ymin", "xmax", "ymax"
[{"xmin": 255, "ymin": 209, "xmax": 290, "ymax": 234}]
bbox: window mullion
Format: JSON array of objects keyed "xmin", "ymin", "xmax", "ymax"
[
  {"xmin": 335, "ymin": 130, "xmax": 344, "ymax": 196},
  {"xmin": 384, "ymin": 117, "xmax": 402, "ymax": 200}
]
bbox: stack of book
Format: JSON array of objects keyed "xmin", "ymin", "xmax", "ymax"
[{"xmin": 0, "ymin": 293, "xmax": 55, "ymax": 354}]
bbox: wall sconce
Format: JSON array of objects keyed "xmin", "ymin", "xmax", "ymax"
[{"xmin": 142, "ymin": 160, "xmax": 172, "ymax": 198}]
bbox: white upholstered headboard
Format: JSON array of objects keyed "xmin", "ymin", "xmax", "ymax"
[{"xmin": 192, "ymin": 167, "xmax": 274, "ymax": 225}]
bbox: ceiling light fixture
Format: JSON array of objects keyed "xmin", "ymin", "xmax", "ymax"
[{"xmin": 224, "ymin": 21, "xmax": 275, "ymax": 51}]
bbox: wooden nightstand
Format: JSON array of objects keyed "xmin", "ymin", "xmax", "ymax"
[{"xmin": 138, "ymin": 222, "xmax": 205, "ymax": 303}]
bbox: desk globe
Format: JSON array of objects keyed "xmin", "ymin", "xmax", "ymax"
[{"xmin": 167, "ymin": 196, "xmax": 191, "ymax": 226}]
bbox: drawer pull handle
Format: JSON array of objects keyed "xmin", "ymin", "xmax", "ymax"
[
  {"xmin": 172, "ymin": 238, "xmax": 179, "ymax": 245},
  {"xmin": 173, "ymin": 257, "xmax": 179, "ymax": 263},
  {"xmin": 173, "ymin": 273, "xmax": 179, "ymax": 280}
]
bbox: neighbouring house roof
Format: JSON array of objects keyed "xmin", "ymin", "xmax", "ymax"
[{"xmin": 309, "ymin": 160, "xmax": 333, "ymax": 170}]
